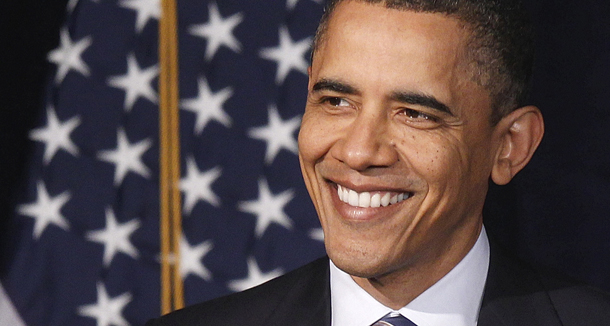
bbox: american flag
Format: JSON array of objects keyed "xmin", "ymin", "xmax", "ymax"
[{"xmin": 0, "ymin": 0, "xmax": 326, "ymax": 325}]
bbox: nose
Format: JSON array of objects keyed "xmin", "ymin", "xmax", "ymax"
[{"xmin": 330, "ymin": 109, "xmax": 398, "ymax": 171}]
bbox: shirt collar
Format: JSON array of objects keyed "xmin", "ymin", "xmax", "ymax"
[{"xmin": 330, "ymin": 227, "xmax": 490, "ymax": 326}]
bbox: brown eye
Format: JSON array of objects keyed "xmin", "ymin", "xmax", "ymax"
[
  {"xmin": 324, "ymin": 97, "xmax": 350, "ymax": 107},
  {"xmin": 403, "ymin": 109, "xmax": 437, "ymax": 122}
]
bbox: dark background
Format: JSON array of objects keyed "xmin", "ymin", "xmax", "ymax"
[
  {"xmin": 2, "ymin": 0, "xmax": 609, "ymax": 291},
  {"xmin": 0, "ymin": 0, "xmax": 71, "ymax": 259}
]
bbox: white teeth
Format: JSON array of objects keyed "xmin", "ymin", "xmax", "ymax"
[
  {"xmin": 370, "ymin": 193, "xmax": 381, "ymax": 208},
  {"xmin": 381, "ymin": 193, "xmax": 391, "ymax": 207},
  {"xmin": 390, "ymin": 194, "xmax": 398, "ymax": 205},
  {"xmin": 358, "ymin": 192, "xmax": 371, "ymax": 207},
  {"xmin": 337, "ymin": 185, "xmax": 409, "ymax": 208},
  {"xmin": 348, "ymin": 190, "xmax": 359, "ymax": 206}
]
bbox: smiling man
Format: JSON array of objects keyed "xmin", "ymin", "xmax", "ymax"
[{"xmin": 147, "ymin": 1, "xmax": 610, "ymax": 325}]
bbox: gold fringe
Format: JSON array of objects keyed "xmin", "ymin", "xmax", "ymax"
[{"xmin": 159, "ymin": 0, "xmax": 183, "ymax": 315}]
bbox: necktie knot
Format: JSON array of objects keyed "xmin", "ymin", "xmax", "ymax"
[{"xmin": 371, "ymin": 312, "xmax": 417, "ymax": 326}]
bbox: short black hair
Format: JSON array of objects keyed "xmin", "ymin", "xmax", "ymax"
[{"xmin": 312, "ymin": 0, "xmax": 535, "ymax": 124}]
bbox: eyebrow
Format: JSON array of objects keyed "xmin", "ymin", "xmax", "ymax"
[
  {"xmin": 311, "ymin": 78, "xmax": 454, "ymax": 116},
  {"xmin": 311, "ymin": 79, "xmax": 359, "ymax": 95},
  {"xmin": 391, "ymin": 91, "xmax": 454, "ymax": 116}
]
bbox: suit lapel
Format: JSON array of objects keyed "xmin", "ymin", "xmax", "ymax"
[
  {"xmin": 478, "ymin": 242, "xmax": 563, "ymax": 326},
  {"xmin": 264, "ymin": 257, "xmax": 331, "ymax": 326}
]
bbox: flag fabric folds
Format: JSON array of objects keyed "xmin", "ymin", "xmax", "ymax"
[{"xmin": 0, "ymin": 0, "xmax": 326, "ymax": 325}]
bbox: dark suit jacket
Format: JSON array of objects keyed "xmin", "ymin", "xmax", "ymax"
[{"xmin": 146, "ymin": 244, "xmax": 610, "ymax": 325}]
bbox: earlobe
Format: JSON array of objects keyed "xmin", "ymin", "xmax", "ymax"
[{"xmin": 491, "ymin": 106, "xmax": 544, "ymax": 185}]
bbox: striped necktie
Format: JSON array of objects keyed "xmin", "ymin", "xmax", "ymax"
[{"xmin": 371, "ymin": 312, "xmax": 417, "ymax": 326}]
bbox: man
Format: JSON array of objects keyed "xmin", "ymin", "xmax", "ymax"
[{"xmin": 147, "ymin": 0, "xmax": 610, "ymax": 325}]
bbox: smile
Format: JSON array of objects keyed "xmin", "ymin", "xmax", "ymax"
[{"xmin": 337, "ymin": 184, "xmax": 411, "ymax": 208}]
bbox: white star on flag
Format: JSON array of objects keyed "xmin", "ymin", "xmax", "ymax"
[
  {"xmin": 6, "ymin": 2, "xmax": 333, "ymax": 323},
  {"xmin": 66, "ymin": 0, "xmax": 86, "ymax": 13},
  {"xmin": 18, "ymin": 181, "xmax": 71, "ymax": 240},
  {"xmin": 309, "ymin": 228, "xmax": 325, "ymax": 242},
  {"xmin": 29, "ymin": 106, "xmax": 80, "ymax": 165},
  {"xmin": 180, "ymin": 235, "xmax": 214, "ymax": 281},
  {"xmin": 238, "ymin": 178, "xmax": 294, "ymax": 238},
  {"xmin": 181, "ymin": 77, "xmax": 233, "ymax": 135},
  {"xmin": 97, "ymin": 128, "xmax": 152, "ymax": 186},
  {"xmin": 179, "ymin": 156, "xmax": 222, "ymax": 214},
  {"xmin": 85, "ymin": 208, "xmax": 140, "ymax": 267},
  {"xmin": 248, "ymin": 105, "xmax": 300, "ymax": 165},
  {"xmin": 260, "ymin": 26, "xmax": 311, "ymax": 84},
  {"xmin": 286, "ymin": 0, "xmax": 323, "ymax": 10},
  {"xmin": 189, "ymin": 2, "xmax": 243, "ymax": 61},
  {"xmin": 107, "ymin": 53, "xmax": 158, "ymax": 112},
  {"xmin": 77, "ymin": 282, "xmax": 132, "ymax": 326},
  {"xmin": 47, "ymin": 28, "xmax": 92, "ymax": 84},
  {"xmin": 119, "ymin": 0, "xmax": 160, "ymax": 33},
  {"xmin": 228, "ymin": 257, "xmax": 283, "ymax": 292}
]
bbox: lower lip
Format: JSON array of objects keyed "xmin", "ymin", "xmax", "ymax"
[{"xmin": 329, "ymin": 184, "xmax": 407, "ymax": 222}]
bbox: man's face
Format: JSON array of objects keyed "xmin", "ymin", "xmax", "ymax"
[{"xmin": 299, "ymin": 1, "xmax": 505, "ymax": 279}]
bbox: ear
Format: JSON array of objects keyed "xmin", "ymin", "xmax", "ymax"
[{"xmin": 491, "ymin": 106, "xmax": 544, "ymax": 185}]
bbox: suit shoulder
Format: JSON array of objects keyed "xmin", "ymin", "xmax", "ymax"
[
  {"xmin": 541, "ymin": 272, "xmax": 610, "ymax": 325},
  {"xmin": 146, "ymin": 257, "xmax": 329, "ymax": 326},
  {"xmin": 481, "ymin": 239, "xmax": 610, "ymax": 325}
]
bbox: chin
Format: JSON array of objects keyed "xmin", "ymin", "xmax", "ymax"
[{"xmin": 326, "ymin": 240, "xmax": 394, "ymax": 279}]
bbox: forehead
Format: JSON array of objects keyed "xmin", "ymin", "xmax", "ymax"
[
  {"xmin": 329, "ymin": 1, "xmax": 467, "ymax": 43},
  {"xmin": 313, "ymin": 1, "xmax": 490, "ymax": 116},
  {"xmin": 322, "ymin": 2, "xmax": 469, "ymax": 59}
]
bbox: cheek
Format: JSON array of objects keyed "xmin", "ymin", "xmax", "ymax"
[
  {"xmin": 298, "ymin": 109, "xmax": 346, "ymax": 166},
  {"xmin": 297, "ymin": 112, "xmax": 324, "ymax": 166},
  {"xmin": 401, "ymin": 130, "xmax": 494, "ymax": 218},
  {"xmin": 399, "ymin": 131, "xmax": 491, "ymax": 221},
  {"xmin": 297, "ymin": 111, "xmax": 337, "ymax": 199},
  {"xmin": 397, "ymin": 131, "xmax": 466, "ymax": 185}
]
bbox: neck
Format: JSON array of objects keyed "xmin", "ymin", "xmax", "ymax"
[{"xmin": 352, "ymin": 224, "xmax": 482, "ymax": 309}]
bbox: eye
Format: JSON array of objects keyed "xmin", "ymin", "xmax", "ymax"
[
  {"xmin": 323, "ymin": 97, "xmax": 350, "ymax": 107},
  {"xmin": 401, "ymin": 108, "xmax": 438, "ymax": 122}
]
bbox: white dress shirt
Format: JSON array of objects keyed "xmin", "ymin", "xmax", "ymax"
[{"xmin": 330, "ymin": 228, "xmax": 490, "ymax": 326}]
